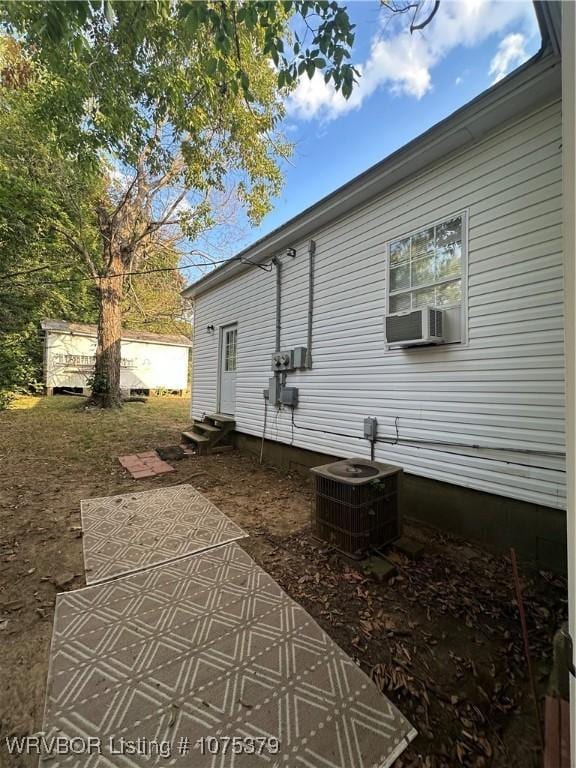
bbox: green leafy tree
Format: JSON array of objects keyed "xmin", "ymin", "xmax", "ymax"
[
  {"xmin": 122, "ymin": 244, "xmax": 192, "ymax": 337},
  {"xmin": 0, "ymin": 38, "xmax": 101, "ymax": 406},
  {"xmin": 0, "ymin": 1, "xmax": 357, "ymax": 408}
]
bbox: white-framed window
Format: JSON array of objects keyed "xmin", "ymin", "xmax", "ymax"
[{"xmin": 387, "ymin": 212, "xmax": 466, "ymax": 316}]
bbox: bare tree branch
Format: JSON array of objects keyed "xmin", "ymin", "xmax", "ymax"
[
  {"xmin": 380, "ymin": 0, "xmax": 441, "ymax": 33},
  {"xmin": 410, "ymin": 0, "xmax": 440, "ymax": 32}
]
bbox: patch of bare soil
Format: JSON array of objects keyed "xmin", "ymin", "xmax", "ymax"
[{"xmin": 0, "ymin": 398, "xmax": 568, "ymax": 768}]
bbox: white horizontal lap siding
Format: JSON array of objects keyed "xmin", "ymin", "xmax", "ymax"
[
  {"xmin": 192, "ymin": 267, "xmax": 276, "ymax": 420},
  {"xmin": 192, "ymin": 99, "xmax": 565, "ymax": 509}
]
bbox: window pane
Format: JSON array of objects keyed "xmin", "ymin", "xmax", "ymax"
[
  {"xmin": 411, "ymin": 286, "xmax": 435, "ymax": 309},
  {"xmin": 387, "ymin": 214, "xmax": 464, "ymax": 320},
  {"xmin": 390, "ymin": 264, "xmax": 410, "ymax": 291},
  {"xmin": 411, "ymin": 254, "xmax": 435, "ymax": 287},
  {"xmin": 225, "ymin": 329, "xmax": 237, "ymax": 371},
  {"xmin": 390, "ymin": 237, "xmax": 410, "ymax": 266},
  {"xmin": 411, "ymin": 227, "xmax": 434, "ymax": 259},
  {"xmin": 436, "ymin": 241, "xmax": 462, "ymax": 279},
  {"xmin": 390, "ymin": 293, "xmax": 411, "ymax": 313},
  {"xmin": 436, "ymin": 216, "xmax": 462, "ymax": 246},
  {"xmin": 435, "ymin": 280, "xmax": 461, "ymax": 306}
]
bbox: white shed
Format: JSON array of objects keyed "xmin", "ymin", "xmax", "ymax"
[
  {"xmin": 183, "ymin": 38, "xmax": 567, "ymax": 569},
  {"xmin": 42, "ymin": 319, "xmax": 192, "ymax": 395}
]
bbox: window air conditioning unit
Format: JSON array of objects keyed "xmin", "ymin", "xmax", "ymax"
[
  {"xmin": 310, "ymin": 459, "xmax": 402, "ymax": 559},
  {"xmin": 386, "ymin": 306, "xmax": 445, "ymax": 347}
]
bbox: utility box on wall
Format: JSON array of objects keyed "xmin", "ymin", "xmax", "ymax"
[
  {"xmin": 268, "ymin": 376, "xmax": 282, "ymax": 405},
  {"xmin": 280, "ymin": 387, "xmax": 299, "ymax": 407},
  {"xmin": 293, "ymin": 346, "xmax": 308, "ymax": 369},
  {"xmin": 364, "ymin": 417, "xmax": 378, "ymax": 440}
]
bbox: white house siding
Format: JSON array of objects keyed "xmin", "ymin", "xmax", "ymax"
[
  {"xmin": 192, "ymin": 98, "xmax": 565, "ymax": 510},
  {"xmin": 46, "ymin": 333, "xmax": 190, "ymax": 391}
]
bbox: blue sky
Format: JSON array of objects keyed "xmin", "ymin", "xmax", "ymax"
[{"xmin": 185, "ymin": 0, "xmax": 540, "ymax": 280}]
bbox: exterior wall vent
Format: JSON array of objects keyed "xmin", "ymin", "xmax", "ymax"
[
  {"xmin": 310, "ymin": 459, "xmax": 402, "ymax": 558},
  {"xmin": 386, "ymin": 307, "xmax": 445, "ymax": 347}
]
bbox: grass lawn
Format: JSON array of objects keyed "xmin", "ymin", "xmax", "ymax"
[
  {"xmin": 0, "ymin": 394, "xmax": 568, "ymax": 768},
  {"xmin": 4, "ymin": 392, "xmax": 190, "ymax": 467},
  {"xmin": 0, "ymin": 396, "xmax": 192, "ymax": 755},
  {"xmin": 0, "ymin": 393, "xmax": 308, "ymax": 765}
]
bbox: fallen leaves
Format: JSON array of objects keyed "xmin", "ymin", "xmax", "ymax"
[
  {"xmin": 249, "ymin": 524, "xmax": 567, "ymax": 768},
  {"xmin": 0, "ymin": 424, "xmax": 567, "ymax": 768}
]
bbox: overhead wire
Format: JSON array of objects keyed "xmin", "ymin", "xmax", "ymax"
[{"xmin": 0, "ymin": 253, "xmax": 273, "ymax": 290}]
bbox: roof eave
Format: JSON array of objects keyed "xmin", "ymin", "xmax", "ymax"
[{"xmin": 183, "ymin": 48, "xmax": 560, "ymax": 301}]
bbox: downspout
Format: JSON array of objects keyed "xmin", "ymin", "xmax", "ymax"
[
  {"xmin": 271, "ymin": 255, "xmax": 283, "ymax": 405},
  {"xmin": 306, "ymin": 239, "xmax": 316, "ymax": 368},
  {"xmin": 273, "ymin": 256, "xmax": 282, "ymax": 353}
]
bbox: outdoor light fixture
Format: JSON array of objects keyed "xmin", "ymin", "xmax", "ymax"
[
  {"xmin": 286, "ymin": 247, "xmax": 296, "ymax": 258},
  {"xmin": 206, "ymin": 324, "xmax": 215, "ymax": 333}
]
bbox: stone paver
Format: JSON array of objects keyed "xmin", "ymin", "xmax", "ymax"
[{"xmin": 118, "ymin": 451, "xmax": 176, "ymax": 479}]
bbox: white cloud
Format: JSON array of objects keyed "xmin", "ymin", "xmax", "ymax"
[
  {"xmin": 489, "ymin": 32, "xmax": 527, "ymax": 83},
  {"xmin": 286, "ymin": 0, "xmax": 538, "ymax": 121},
  {"xmin": 174, "ymin": 196, "xmax": 193, "ymax": 216},
  {"xmin": 285, "ymin": 74, "xmax": 351, "ymax": 121}
]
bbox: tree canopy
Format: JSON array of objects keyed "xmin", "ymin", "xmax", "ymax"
[
  {"xmin": 0, "ymin": 1, "xmax": 358, "ymax": 407},
  {"xmin": 1, "ymin": 2, "xmax": 356, "ymax": 187},
  {"xmin": 0, "ymin": 38, "xmax": 101, "ymax": 405}
]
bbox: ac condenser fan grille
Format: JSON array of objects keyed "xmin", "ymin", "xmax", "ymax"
[{"xmin": 327, "ymin": 462, "xmax": 380, "ymax": 479}]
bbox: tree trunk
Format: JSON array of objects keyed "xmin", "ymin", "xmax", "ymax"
[{"xmin": 88, "ymin": 254, "xmax": 124, "ymax": 408}]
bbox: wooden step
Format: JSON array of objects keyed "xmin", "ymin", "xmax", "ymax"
[
  {"xmin": 194, "ymin": 422, "xmax": 220, "ymax": 434},
  {"xmin": 182, "ymin": 416, "xmax": 235, "ymax": 455},
  {"xmin": 206, "ymin": 413, "xmax": 236, "ymax": 424},
  {"xmin": 182, "ymin": 431, "xmax": 210, "ymax": 444}
]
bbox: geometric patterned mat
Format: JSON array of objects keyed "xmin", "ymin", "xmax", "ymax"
[
  {"xmin": 41, "ymin": 543, "xmax": 416, "ymax": 767},
  {"xmin": 80, "ymin": 485, "xmax": 246, "ymax": 585}
]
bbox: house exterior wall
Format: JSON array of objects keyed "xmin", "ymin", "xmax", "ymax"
[
  {"xmin": 192, "ymin": 98, "xmax": 565, "ymax": 511},
  {"xmin": 45, "ymin": 332, "xmax": 190, "ymax": 391}
]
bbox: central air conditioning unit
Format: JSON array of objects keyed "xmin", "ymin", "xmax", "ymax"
[
  {"xmin": 310, "ymin": 459, "xmax": 402, "ymax": 558},
  {"xmin": 386, "ymin": 306, "xmax": 445, "ymax": 347}
]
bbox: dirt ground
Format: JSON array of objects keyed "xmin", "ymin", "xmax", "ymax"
[{"xmin": 0, "ymin": 395, "xmax": 568, "ymax": 768}]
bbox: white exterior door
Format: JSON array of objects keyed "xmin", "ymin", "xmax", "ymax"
[{"xmin": 218, "ymin": 324, "xmax": 237, "ymax": 415}]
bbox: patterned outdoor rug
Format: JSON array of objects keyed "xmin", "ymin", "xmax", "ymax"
[
  {"xmin": 41, "ymin": 543, "xmax": 415, "ymax": 767},
  {"xmin": 80, "ymin": 485, "xmax": 246, "ymax": 585}
]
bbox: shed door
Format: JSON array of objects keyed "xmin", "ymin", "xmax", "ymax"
[{"xmin": 218, "ymin": 324, "xmax": 237, "ymax": 415}]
